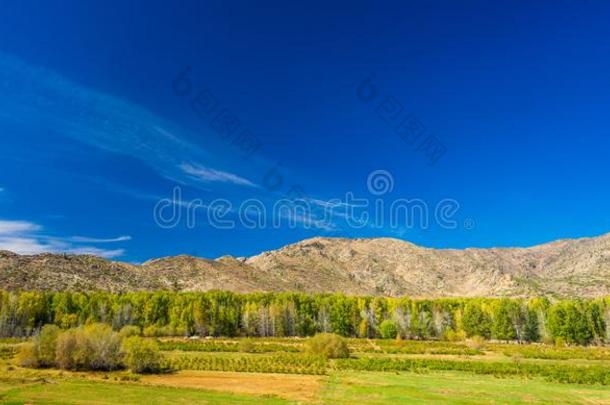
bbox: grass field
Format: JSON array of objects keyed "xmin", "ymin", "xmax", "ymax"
[{"xmin": 2, "ymin": 337, "xmax": 610, "ymax": 404}]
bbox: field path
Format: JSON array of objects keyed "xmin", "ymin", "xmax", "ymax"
[{"xmin": 141, "ymin": 370, "xmax": 325, "ymax": 402}]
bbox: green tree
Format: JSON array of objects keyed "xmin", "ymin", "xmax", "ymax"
[
  {"xmin": 462, "ymin": 303, "xmax": 492, "ymax": 338},
  {"xmin": 548, "ymin": 301, "xmax": 593, "ymax": 345},
  {"xmin": 492, "ymin": 300, "xmax": 516, "ymax": 341},
  {"xmin": 523, "ymin": 308, "xmax": 540, "ymax": 342},
  {"xmin": 379, "ymin": 319, "xmax": 399, "ymax": 339}
]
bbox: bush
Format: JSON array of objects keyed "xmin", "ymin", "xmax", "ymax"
[
  {"xmin": 16, "ymin": 324, "xmax": 61, "ymax": 368},
  {"xmin": 84, "ymin": 324, "xmax": 122, "ymax": 370},
  {"xmin": 55, "ymin": 329, "xmax": 85, "ymax": 370},
  {"xmin": 55, "ymin": 324, "xmax": 122, "ymax": 371},
  {"xmin": 444, "ymin": 330, "xmax": 466, "ymax": 342},
  {"xmin": 18, "ymin": 322, "xmax": 163, "ymax": 373},
  {"xmin": 305, "ymin": 333, "xmax": 350, "ymax": 359},
  {"xmin": 465, "ymin": 335, "xmax": 486, "ymax": 350},
  {"xmin": 143, "ymin": 325, "xmax": 159, "ymax": 337},
  {"xmin": 16, "ymin": 342, "xmax": 39, "ymax": 368},
  {"xmin": 379, "ymin": 320, "xmax": 399, "ymax": 339},
  {"xmin": 122, "ymin": 337, "xmax": 162, "ymax": 373},
  {"xmin": 238, "ymin": 339, "xmax": 255, "ymax": 353},
  {"xmin": 36, "ymin": 324, "xmax": 61, "ymax": 367},
  {"xmin": 118, "ymin": 325, "xmax": 141, "ymax": 339}
]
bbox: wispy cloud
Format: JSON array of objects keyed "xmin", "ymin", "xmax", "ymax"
[
  {"xmin": 64, "ymin": 246, "xmax": 125, "ymax": 257},
  {"xmin": 180, "ymin": 162, "xmax": 257, "ymax": 187},
  {"xmin": 0, "ymin": 220, "xmax": 41, "ymax": 234},
  {"xmin": 0, "ymin": 52, "xmax": 251, "ymax": 191},
  {"xmin": 69, "ymin": 235, "xmax": 132, "ymax": 243},
  {"xmin": 0, "ymin": 237, "xmax": 51, "ymax": 255},
  {"xmin": 277, "ymin": 209, "xmax": 337, "ymax": 231},
  {"xmin": 0, "ymin": 219, "xmax": 128, "ymax": 258}
]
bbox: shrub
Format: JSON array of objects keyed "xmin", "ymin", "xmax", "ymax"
[
  {"xmin": 444, "ymin": 330, "xmax": 466, "ymax": 342},
  {"xmin": 143, "ymin": 325, "xmax": 159, "ymax": 337},
  {"xmin": 465, "ymin": 335, "xmax": 486, "ymax": 350},
  {"xmin": 379, "ymin": 320, "xmax": 399, "ymax": 339},
  {"xmin": 555, "ymin": 337, "xmax": 566, "ymax": 348},
  {"xmin": 16, "ymin": 342, "xmax": 39, "ymax": 368},
  {"xmin": 84, "ymin": 324, "xmax": 122, "ymax": 370},
  {"xmin": 55, "ymin": 329, "xmax": 84, "ymax": 370},
  {"xmin": 238, "ymin": 339, "xmax": 255, "ymax": 353},
  {"xmin": 17, "ymin": 324, "xmax": 62, "ymax": 368},
  {"xmin": 36, "ymin": 324, "xmax": 61, "ymax": 367},
  {"xmin": 0, "ymin": 345, "xmax": 17, "ymax": 360},
  {"xmin": 118, "ymin": 325, "xmax": 141, "ymax": 339},
  {"xmin": 305, "ymin": 333, "xmax": 350, "ymax": 359},
  {"xmin": 55, "ymin": 324, "xmax": 122, "ymax": 371},
  {"xmin": 122, "ymin": 337, "xmax": 162, "ymax": 373}
]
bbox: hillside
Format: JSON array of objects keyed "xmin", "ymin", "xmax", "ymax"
[{"xmin": 1, "ymin": 233, "xmax": 610, "ymax": 297}]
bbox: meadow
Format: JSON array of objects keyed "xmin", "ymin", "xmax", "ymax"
[{"xmin": 2, "ymin": 336, "xmax": 610, "ymax": 404}]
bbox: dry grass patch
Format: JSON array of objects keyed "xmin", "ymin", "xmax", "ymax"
[{"xmin": 140, "ymin": 370, "xmax": 324, "ymax": 402}]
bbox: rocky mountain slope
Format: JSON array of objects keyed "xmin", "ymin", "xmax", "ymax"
[{"xmin": 1, "ymin": 233, "xmax": 610, "ymax": 297}]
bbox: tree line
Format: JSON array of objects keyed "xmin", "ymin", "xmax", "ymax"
[{"xmin": 1, "ymin": 290, "xmax": 608, "ymax": 345}]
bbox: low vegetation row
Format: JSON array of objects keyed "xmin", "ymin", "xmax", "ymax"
[
  {"xmin": 165, "ymin": 353, "xmax": 328, "ymax": 375},
  {"xmin": 334, "ymin": 357, "xmax": 610, "ymax": 385},
  {"xmin": 350, "ymin": 338, "xmax": 482, "ymax": 355},
  {"xmin": 11, "ymin": 327, "xmax": 610, "ymax": 385},
  {"xmin": 158, "ymin": 339, "xmax": 301, "ymax": 353},
  {"xmin": 495, "ymin": 343, "xmax": 610, "ymax": 361},
  {"xmin": 2, "ymin": 290, "xmax": 609, "ymax": 346}
]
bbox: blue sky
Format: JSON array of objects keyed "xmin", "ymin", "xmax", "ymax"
[{"xmin": 1, "ymin": 0, "xmax": 609, "ymax": 262}]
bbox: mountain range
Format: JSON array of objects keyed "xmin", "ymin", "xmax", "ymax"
[{"xmin": 2, "ymin": 233, "xmax": 610, "ymax": 298}]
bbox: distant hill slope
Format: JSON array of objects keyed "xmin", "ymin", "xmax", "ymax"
[{"xmin": 1, "ymin": 233, "xmax": 610, "ymax": 297}]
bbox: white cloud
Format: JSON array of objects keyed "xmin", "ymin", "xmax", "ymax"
[
  {"xmin": 276, "ymin": 208, "xmax": 337, "ymax": 231},
  {"xmin": 0, "ymin": 218, "xmax": 127, "ymax": 258},
  {"xmin": 0, "ymin": 220, "xmax": 41, "ymax": 234},
  {"xmin": 0, "ymin": 52, "xmax": 253, "ymax": 191},
  {"xmin": 64, "ymin": 247, "xmax": 126, "ymax": 258},
  {"xmin": 69, "ymin": 235, "xmax": 131, "ymax": 243},
  {"xmin": 180, "ymin": 162, "xmax": 257, "ymax": 187},
  {"xmin": 308, "ymin": 198, "xmax": 356, "ymax": 210},
  {"xmin": 0, "ymin": 237, "xmax": 51, "ymax": 254}
]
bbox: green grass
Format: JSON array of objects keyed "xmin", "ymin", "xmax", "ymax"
[
  {"xmin": 5, "ymin": 337, "xmax": 610, "ymax": 403},
  {"xmin": 321, "ymin": 371, "xmax": 610, "ymax": 404},
  {"xmin": 0, "ymin": 378, "xmax": 289, "ymax": 404},
  {"xmin": 4, "ymin": 370, "xmax": 610, "ymax": 404}
]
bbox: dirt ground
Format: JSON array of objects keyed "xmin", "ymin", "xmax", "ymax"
[{"xmin": 140, "ymin": 370, "xmax": 325, "ymax": 402}]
